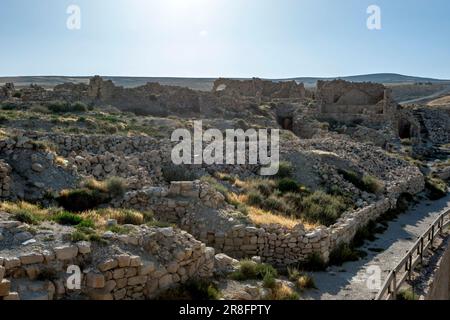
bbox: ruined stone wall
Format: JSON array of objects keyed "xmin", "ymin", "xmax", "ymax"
[
  {"xmin": 0, "ymin": 83, "xmax": 15, "ymax": 100},
  {"xmin": 0, "ymin": 160, "xmax": 11, "ymax": 198},
  {"xmin": 213, "ymin": 78, "xmax": 306, "ymax": 100},
  {"xmin": 317, "ymin": 80, "xmax": 386, "ymax": 106},
  {"xmin": 113, "ymin": 173, "xmax": 424, "ymax": 266},
  {"xmin": 0, "ymin": 221, "xmax": 214, "ymax": 300}
]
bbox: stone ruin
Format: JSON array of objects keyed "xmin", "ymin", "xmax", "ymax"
[
  {"xmin": 0, "ymin": 83, "xmax": 15, "ymax": 99},
  {"xmin": 212, "ymin": 77, "xmax": 307, "ymax": 101},
  {"xmin": 1, "ymin": 75, "xmax": 449, "ymax": 300}
]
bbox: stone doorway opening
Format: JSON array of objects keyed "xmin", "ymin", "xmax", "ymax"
[
  {"xmin": 278, "ymin": 116, "xmax": 293, "ymax": 131},
  {"xmin": 398, "ymin": 119, "xmax": 412, "ymax": 139}
]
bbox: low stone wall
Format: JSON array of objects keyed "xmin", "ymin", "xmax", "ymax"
[{"xmin": 0, "ymin": 221, "xmax": 215, "ymax": 300}]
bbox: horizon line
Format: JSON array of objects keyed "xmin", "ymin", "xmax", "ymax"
[{"xmin": 1, "ymin": 72, "xmax": 450, "ymax": 82}]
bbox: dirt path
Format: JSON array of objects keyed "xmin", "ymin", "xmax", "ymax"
[{"xmin": 303, "ymin": 193, "xmax": 450, "ymax": 300}]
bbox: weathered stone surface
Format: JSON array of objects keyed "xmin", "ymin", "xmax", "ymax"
[
  {"xmin": 54, "ymin": 246, "xmax": 78, "ymax": 260},
  {"xmin": 86, "ymin": 273, "xmax": 105, "ymax": 289},
  {"xmin": 127, "ymin": 275, "xmax": 147, "ymax": 286},
  {"xmin": 98, "ymin": 259, "xmax": 118, "ymax": 272},
  {"xmin": 116, "ymin": 254, "xmax": 131, "ymax": 268},
  {"xmin": 0, "ymin": 279, "xmax": 11, "ymax": 297},
  {"xmin": 158, "ymin": 274, "xmax": 173, "ymax": 289},
  {"xmin": 77, "ymin": 241, "xmax": 91, "ymax": 254},
  {"xmin": 4, "ymin": 257, "xmax": 20, "ymax": 270},
  {"xmin": 19, "ymin": 253, "xmax": 44, "ymax": 265}
]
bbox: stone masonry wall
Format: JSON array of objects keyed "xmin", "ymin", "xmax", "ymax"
[
  {"xmin": 0, "ymin": 160, "xmax": 11, "ymax": 198},
  {"xmin": 113, "ymin": 173, "xmax": 424, "ymax": 266},
  {"xmin": 0, "ymin": 221, "xmax": 214, "ymax": 300}
]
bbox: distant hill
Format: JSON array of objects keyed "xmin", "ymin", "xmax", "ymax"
[
  {"xmin": 1, "ymin": 73, "xmax": 449, "ymax": 91},
  {"xmin": 286, "ymin": 73, "xmax": 450, "ymax": 88}
]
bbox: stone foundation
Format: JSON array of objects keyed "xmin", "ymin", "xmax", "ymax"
[{"xmin": 0, "ymin": 222, "xmax": 214, "ymax": 300}]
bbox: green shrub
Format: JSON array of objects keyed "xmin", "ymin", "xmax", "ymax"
[
  {"xmin": 107, "ymin": 225, "xmax": 132, "ymax": 234},
  {"xmin": 283, "ymin": 192, "xmax": 304, "ymax": 214},
  {"xmin": 276, "ymin": 161, "xmax": 293, "ymax": 178},
  {"xmin": 57, "ymin": 188, "xmax": 108, "ymax": 212},
  {"xmin": 250, "ymin": 179, "xmax": 275, "ymax": 197},
  {"xmin": 362, "ymin": 175, "xmax": 383, "ymax": 194},
  {"xmin": 262, "ymin": 196, "xmax": 287, "ymax": 213},
  {"xmin": 47, "ymin": 101, "xmax": 87, "ymax": 113},
  {"xmin": 287, "ymin": 267, "xmax": 302, "ymax": 282},
  {"xmin": 58, "ymin": 177, "xmax": 127, "ymax": 212},
  {"xmin": 71, "ymin": 101, "xmax": 88, "ymax": 112},
  {"xmin": 230, "ymin": 260, "xmax": 278, "ymax": 281},
  {"xmin": 47, "ymin": 101, "xmax": 70, "ymax": 113},
  {"xmin": 300, "ymin": 191, "xmax": 348, "ymax": 226},
  {"xmin": 13, "ymin": 92, "xmax": 22, "ymax": 98},
  {"xmin": 52, "ymin": 211, "xmax": 84, "ymax": 226},
  {"xmin": 397, "ymin": 288, "xmax": 416, "ymax": 300},
  {"xmin": 71, "ymin": 230, "xmax": 89, "ymax": 242},
  {"xmin": 247, "ymin": 190, "xmax": 264, "ymax": 206},
  {"xmin": 262, "ymin": 273, "xmax": 276, "ymax": 289},
  {"xmin": 277, "ymin": 178, "xmax": 299, "ymax": 193},
  {"xmin": 1, "ymin": 102, "xmax": 18, "ymax": 110},
  {"xmin": 339, "ymin": 169, "xmax": 383, "ymax": 194},
  {"xmin": 104, "ymin": 177, "xmax": 127, "ymax": 198},
  {"xmin": 13, "ymin": 211, "xmax": 40, "ymax": 225}
]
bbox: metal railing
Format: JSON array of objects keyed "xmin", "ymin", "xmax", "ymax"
[{"xmin": 375, "ymin": 208, "xmax": 450, "ymax": 300}]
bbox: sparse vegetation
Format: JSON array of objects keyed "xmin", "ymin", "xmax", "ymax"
[
  {"xmin": 276, "ymin": 161, "xmax": 294, "ymax": 178},
  {"xmin": 397, "ymin": 288, "xmax": 416, "ymax": 300},
  {"xmin": 425, "ymin": 176, "xmax": 448, "ymax": 200},
  {"xmin": 266, "ymin": 283, "xmax": 299, "ymax": 300},
  {"xmin": 57, "ymin": 177, "xmax": 127, "ymax": 212},
  {"xmin": 339, "ymin": 169, "xmax": 383, "ymax": 194},
  {"xmin": 47, "ymin": 101, "xmax": 87, "ymax": 113},
  {"xmin": 300, "ymin": 191, "xmax": 348, "ymax": 227},
  {"xmin": 234, "ymin": 176, "xmax": 350, "ymax": 227},
  {"xmin": 230, "ymin": 260, "xmax": 278, "ymax": 281},
  {"xmin": 52, "ymin": 211, "xmax": 84, "ymax": 226},
  {"xmin": 329, "ymin": 243, "xmax": 361, "ymax": 266},
  {"xmin": 277, "ymin": 178, "xmax": 300, "ymax": 193},
  {"xmin": 158, "ymin": 280, "xmax": 220, "ymax": 300}
]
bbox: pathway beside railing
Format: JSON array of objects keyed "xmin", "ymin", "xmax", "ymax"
[{"xmin": 375, "ymin": 208, "xmax": 450, "ymax": 300}]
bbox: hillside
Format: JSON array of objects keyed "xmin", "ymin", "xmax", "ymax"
[{"xmin": 1, "ymin": 73, "xmax": 449, "ymax": 91}]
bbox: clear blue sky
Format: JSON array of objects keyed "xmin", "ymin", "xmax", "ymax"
[{"xmin": 0, "ymin": 0, "xmax": 449, "ymax": 78}]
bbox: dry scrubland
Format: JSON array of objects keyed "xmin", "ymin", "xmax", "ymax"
[{"xmin": 0, "ymin": 77, "xmax": 449, "ymax": 300}]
